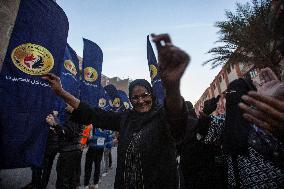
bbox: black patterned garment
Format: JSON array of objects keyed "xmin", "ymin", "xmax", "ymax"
[
  {"xmin": 227, "ymin": 125, "xmax": 284, "ymax": 189},
  {"xmin": 124, "ymin": 130, "xmax": 145, "ymax": 189},
  {"xmin": 71, "ymin": 102, "xmax": 194, "ymax": 189},
  {"xmin": 205, "ymin": 115, "xmax": 284, "ymax": 188},
  {"xmin": 179, "ymin": 114, "xmax": 227, "ymax": 189},
  {"xmin": 204, "ymin": 114, "xmax": 226, "ymax": 145},
  {"xmin": 227, "ymin": 147, "xmax": 283, "ymax": 189}
]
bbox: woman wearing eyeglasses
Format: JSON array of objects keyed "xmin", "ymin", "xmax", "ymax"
[{"xmin": 43, "ymin": 34, "xmax": 196, "ymax": 189}]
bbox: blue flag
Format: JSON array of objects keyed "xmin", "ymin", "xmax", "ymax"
[
  {"xmin": 147, "ymin": 35, "xmax": 165, "ymax": 105},
  {"xmin": 80, "ymin": 38, "xmax": 103, "ymax": 107},
  {"xmin": 55, "ymin": 44, "xmax": 80, "ymax": 122},
  {"xmin": 0, "ymin": 0, "xmax": 68, "ymax": 168},
  {"xmin": 104, "ymin": 84, "xmax": 121, "ymax": 112},
  {"xmin": 98, "ymin": 86, "xmax": 112, "ymax": 111},
  {"xmin": 117, "ymin": 90, "xmax": 132, "ymax": 111}
]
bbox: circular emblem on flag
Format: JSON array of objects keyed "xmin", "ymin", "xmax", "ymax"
[
  {"xmin": 11, "ymin": 43, "xmax": 54, "ymax": 75},
  {"xmin": 150, "ymin": 64, "xmax": 158, "ymax": 80},
  {"xmin": 113, "ymin": 98, "xmax": 121, "ymax": 108},
  {"xmin": 123, "ymin": 102, "xmax": 130, "ymax": 109},
  {"xmin": 64, "ymin": 60, "xmax": 77, "ymax": 75},
  {"xmin": 84, "ymin": 67, "xmax": 98, "ymax": 82},
  {"xmin": 98, "ymin": 98, "xmax": 106, "ymax": 108}
]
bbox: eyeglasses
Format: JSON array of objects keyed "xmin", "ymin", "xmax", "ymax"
[
  {"xmin": 225, "ymin": 90, "xmax": 236, "ymax": 94},
  {"xmin": 130, "ymin": 92, "xmax": 151, "ymax": 101},
  {"xmin": 224, "ymin": 90, "xmax": 236, "ymax": 98}
]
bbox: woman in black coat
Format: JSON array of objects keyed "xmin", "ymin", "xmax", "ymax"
[{"xmin": 43, "ymin": 34, "xmax": 196, "ymax": 189}]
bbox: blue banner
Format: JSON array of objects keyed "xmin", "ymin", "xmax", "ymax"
[
  {"xmin": 80, "ymin": 38, "xmax": 103, "ymax": 107},
  {"xmin": 147, "ymin": 35, "xmax": 165, "ymax": 105},
  {"xmin": 0, "ymin": 0, "xmax": 68, "ymax": 168},
  {"xmin": 55, "ymin": 44, "xmax": 80, "ymax": 122},
  {"xmin": 104, "ymin": 84, "xmax": 121, "ymax": 112},
  {"xmin": 98, "ymin": 86, "xmax": 112, "ymax": 111},
  {"xmin": 117, "ymin": 90, "xmax": 132, "ymax": 111}
]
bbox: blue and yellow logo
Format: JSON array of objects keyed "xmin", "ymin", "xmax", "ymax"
[
  {"xmin": 11, "ymin": 43, "xmax": 54, "ymax": 75},
  {"xmin": 123, "ymin": 102, "xmax": 130, "ymax": 109},
  {"xmin": 98, "ymin": 98, "xmax": 107, "ymax": 108},
  {"xmin": 64, "ymin": 60, "xmax": 77, "ymax": 76},
  {"xmin": 112, "ymin": 97, "xmax": 121, "ymax": 108},
  {"xmin": 149, "ymin": 64, "xmax": 158, "ymax": 80},
  {"xmin": 84, "ymin": 67, "xmax": 98, "ymax": 82}
]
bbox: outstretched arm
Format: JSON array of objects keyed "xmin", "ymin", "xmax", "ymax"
[
  {"xmin": 151, "ymin": 34, "xmax": 190, "ymax": 114},
  {"xmin": 42, "ymin": 73, "xmax": 80, "ymax": 109},
  {"xmin": 42, "ymin": 73, "xmax": 121, "ymax": 131},
  {"xmin": 152, "ymin": 34, "xmax": 194, "ymax": 142}
]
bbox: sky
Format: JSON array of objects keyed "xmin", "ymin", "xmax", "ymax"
[{"xmin": 56, "ymin": 0, "xmax": 249, "ymax": 104}]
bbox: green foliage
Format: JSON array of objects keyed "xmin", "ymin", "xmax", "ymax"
[{"xmin": 205, "ymin": 0, "xmax": 283, "ymax": 74}]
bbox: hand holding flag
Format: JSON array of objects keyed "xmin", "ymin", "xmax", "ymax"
[
  {"xmin": 42, "ymin": 73, "xmax": 80, "ymax": 109},
  {"xmin": 42, "ymin": 73, "xmax": 63, "ymax": 95}
]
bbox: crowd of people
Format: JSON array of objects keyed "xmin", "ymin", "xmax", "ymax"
[
  {"xmin": 0, "ymin": 31, "xmax": 281, "ymax": 189},
  {"xmin": 38, "ymin": 33, "xmax": 283, "ymax": 189},
  {"xmin": 0, "ymin": 0, "xmax": 283, "ymax": 188},
  {"xmin": 22, "ymin": 106, "xmax": 118, "ymax": 189}
]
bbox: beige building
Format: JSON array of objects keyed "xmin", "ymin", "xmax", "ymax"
[
  {"xmin": 0, "ymin": 0, "xmax": 21, "ymax": 72},
  {"xmin": 101, "ymin": 75, "xmax": 131, "ymax": 95},
  {"xmin": 194, "ymin": 62, "xmax": 261, "ymax": 113}
]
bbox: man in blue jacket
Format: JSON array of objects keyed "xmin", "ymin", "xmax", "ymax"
[{"xmin": 84, "ymin": 127, "xmax": 106, "ymax": 188}]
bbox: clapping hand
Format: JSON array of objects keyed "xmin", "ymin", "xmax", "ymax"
[{"xmin": 239, "ymin": 68, "xmax": 284, "ymax": 139}]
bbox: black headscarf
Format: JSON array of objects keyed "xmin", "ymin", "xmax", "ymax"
[
  {"xmin": 223, "ymin": 78, "xmax": 257, "ymax": 155},
  {"xmin": 128, "ymin": 79, "xmax": 158, "ymax": 106},
  {"xmin": 129, "ymin": 79, "xmax": 153, "ymax": 97},
  {"xmin": 126, "ymin": 79, "xmax": 158, "ymax": 132}
]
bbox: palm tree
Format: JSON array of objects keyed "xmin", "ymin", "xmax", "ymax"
[{"xmin": 204, "ymin": 0, "xmax": 283, "ymax": 76}]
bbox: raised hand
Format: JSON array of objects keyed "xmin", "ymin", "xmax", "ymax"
[
  {"xmin": 46, "ymin": 114, "xmax": 57, "ymax": 126},
  {"xmin": 42, "ymin": 73, "xmax": 80, "ymax": 109},
  {"xmin": 239, "ymin": 68, "xmax": 284, "ymax": 138},
  {"xmin": 151, "ymin": 34, "xmax": 190, "ymax": 88},
  {"xmin": 42, "ymin": 73, "xmax": 63, "ymax": 95},
  {"xmin": 151, "ymin": 33, "xmax": 190, "ymax": 114},
  {"xmin": 257, "ymin": 67, "xmax": 284, "ymax": 99}
]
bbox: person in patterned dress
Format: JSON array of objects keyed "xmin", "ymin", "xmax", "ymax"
[
  {"xmin": 202, "ymin": 77, "xmax": 283, "ymax": 189},
  {"xmin": 178, "ymin": 96, "xmax": 227, "ymax": 189}
]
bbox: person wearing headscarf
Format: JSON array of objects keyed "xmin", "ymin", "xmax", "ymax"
[
  {"xmin": 43, "ymin": 34, "xmax": 196, "ymax": 189},
  {"xmin": 178, "ymin": 97, "xmax": 227, "ymax": 189},
  {"xmin": 195, "ymin": 76, "xmax": 283, "ymax": 188},
  {"xmin": 224, "ymin": 77, "xmax": 284, "ymax": 188}
]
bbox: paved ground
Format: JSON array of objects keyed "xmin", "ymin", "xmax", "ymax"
[{"xmin": 0, "ymin": 147, "xmax": 117, "ymax": 189}]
